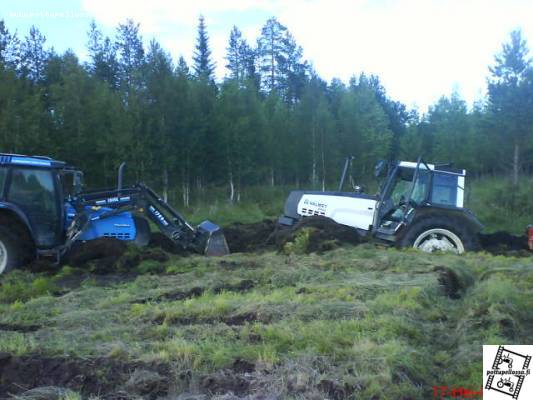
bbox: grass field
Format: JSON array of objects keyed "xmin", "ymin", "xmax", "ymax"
[
  {"xmin": 1, "ymin": 176, "xmax": 532, "ymax": 399},
  {"xmin": 1, "ymin": 241, "xmax": 532, "ymax": 399}
]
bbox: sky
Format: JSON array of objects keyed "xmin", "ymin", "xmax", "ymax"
[{"xmin": 2, "ymin": 0, "xmax": 533, "ymax": 112}]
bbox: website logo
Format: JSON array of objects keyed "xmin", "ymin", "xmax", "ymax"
[{"xmin": 484, "ymin": 345, "xmax": 532, "ymax": 399}]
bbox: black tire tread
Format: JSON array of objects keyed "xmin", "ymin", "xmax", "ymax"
[
  {"xmin": 399, "ymin": 215, "xmax": 480, "ymax": 252},
  {"xmin": 0, "ymin": 226, "xmax": 24, "ymax": 274}
]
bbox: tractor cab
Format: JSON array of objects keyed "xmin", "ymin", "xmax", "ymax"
[
  {"xmin": 0, "ymin": 154, "xmax": 69, "ymax": 249},
  {"xmin": 373, "ymin": 160, "xmax": 466, "ymax": 236}
]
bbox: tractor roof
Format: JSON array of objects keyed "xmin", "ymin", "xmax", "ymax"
[
  {"xmin": 398, "ymin": 161, "xmax": 465, "ymax": 175},
  {"xmin": 0, "ymin": 153, "xmax": 67, "ymax": 168}
]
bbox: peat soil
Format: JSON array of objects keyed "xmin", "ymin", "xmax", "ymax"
[
  {"xmin": 48, "ymin": 217, "xmax": 532, "ymax": 278},
  {"xmin": 223, "ymin": 216, "xmax": 530, "ymax": 256},
  {"xmin": 23, "ymin": 217, "xmax": 532, "ymax": 283},
  {"xmin": 0, "ymin": 352, "xmax": 264, "ymax": 400},
  {"xmin": 224, "ymin": 216, "xmax": 362, "ymax": 254},
  {"xmin": 0, "ymin": 352, "xmax": 348, "ymax": 400}
]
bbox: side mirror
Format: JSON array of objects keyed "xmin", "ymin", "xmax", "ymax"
[
  {"xmin": 374, "ymin": 160, "xmax": 387, "ymax": 178},
  {"xmin": 354, "ymin": 185, "xmax": 365, "ymax": 194}
]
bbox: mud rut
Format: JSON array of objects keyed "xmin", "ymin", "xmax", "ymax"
[
  {"xmin": 0, "ymin": 217, "xmax": 530, "ymax": 399},
  {"xmin": 44, "ymin": 217, "xmax": 533, "ymax": 275}
]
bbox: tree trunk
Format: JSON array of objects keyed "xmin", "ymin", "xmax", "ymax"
[
  {"xmin": 182, "ymin": 169, "xmax": 190, "ymax": 208},
  {"xmin": 229, "ymin": 171, "xmax": 235, "ymax": 203},
  {"xmin": 312, "ymin": 123, "xmax": 317, "ymax": 188},
  {"xmin": 162, "ymin": 168, "xmax": 169, "ymax": 203},
  {"xmin": 237, "ymin": 168, "xmax": 242, "ymax": 203},
  {"xmin": 321, "ymin": 142, "xmax": 326, "ymax": 191},
  {"xmin": 513, "ymin": 141, "xmax": 519, "ymax": 187},
  {"xmin": 182, "ymin": 181, "xmax": 189, "ymax": 208}
]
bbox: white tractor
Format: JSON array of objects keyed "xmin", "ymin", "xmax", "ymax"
[{"xmin": 278, "ymin": 157, "xmax": 482, "ymax": 254}]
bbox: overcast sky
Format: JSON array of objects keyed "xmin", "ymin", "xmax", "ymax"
[{"xmin": 3, "ymin": 0, "xmax": 533, "ymax": 112}]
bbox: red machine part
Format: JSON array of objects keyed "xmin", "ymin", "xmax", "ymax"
[{"xmin": 528, "ymin": 225, "xmax": 533, "ymax": 251}]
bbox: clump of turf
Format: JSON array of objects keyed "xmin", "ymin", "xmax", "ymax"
[{"xmin": 277, "ymin": 216, "xmax": 362, "ymax": 254}]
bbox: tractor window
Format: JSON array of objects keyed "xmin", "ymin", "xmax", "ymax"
[
  {"xmin": 8, "ymin": 168, "xmax": 59, "ymax": 247},
  {"xmin": 411, "ymin": 170, "xmax": 430, "ymax": 204},
  {"xmin": 431, "ymin": 173, "xmax": 458, "ymax": 206},
  {"xmin": 389, "ymin": 168, "xmax": 413, "ymax": 205},
  {"xmin": 389, "ymin": 167, "xmax": 430, "ymax": 206}
]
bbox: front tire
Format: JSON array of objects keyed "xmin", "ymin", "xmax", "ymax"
[
  {"xmin": 399, "ymin": 216, "xmax": 479, "ymax": 254},
  {"xmin": 0, "ymin": 226, "xmax": 24, "ymax": 275}
]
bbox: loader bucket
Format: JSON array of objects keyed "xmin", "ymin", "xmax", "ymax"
[{"xmin": 196, "ymin": 220, "xmax": 230, "ymax": 256}]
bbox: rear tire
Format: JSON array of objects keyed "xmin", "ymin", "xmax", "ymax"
[
  {"xmin": 0, "ymin": 226, "xmax": 24, "ymax": 275},
  {"xmin": 399, "ymin": 216, "xmax": 479, "ymax": 254}
]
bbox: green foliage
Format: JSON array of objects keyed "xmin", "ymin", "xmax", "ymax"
[
  {"xmin": 0, "ymin": 272, "xmax": 57, "ymax": 304},
  {"xmin": 136, "ymin": 260, "xmax": 166, "ymax": 274},
  {"xmin": 469, "ymin": 176, "xmax": 533, "ymax": 233},
  {"xmin": 282, "ymin": 228, "xmax": 312, "ymax": 255}
]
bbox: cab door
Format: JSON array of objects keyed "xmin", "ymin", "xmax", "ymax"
[{"xmin": 6, "ymin": 168, "xmax": 62, "ymax": 248}]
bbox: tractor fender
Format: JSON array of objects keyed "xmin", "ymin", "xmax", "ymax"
[
  {"xmin": 0, "ymin": 202, "xmax": 35, "ymax": 239},
  {"xmin": 283, "ymin": 190, "xmax": 305, "ymax": 220},
  {"xmin": 402, "ymin": 206, "xmax": 483, "ymax": 237}
]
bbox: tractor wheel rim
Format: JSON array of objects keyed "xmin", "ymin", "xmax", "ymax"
[
  {"xmin": 413, "ymin": 228, "xmax": 465, "ymax": 254},
  {"xmin": 0, "ymin": 240, "xmax": 7, "ymax": 274}
]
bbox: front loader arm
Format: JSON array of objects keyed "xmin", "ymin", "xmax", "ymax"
[{"xmin": 65, "ymin": 184, "xmax": 228, "ymax": 256}]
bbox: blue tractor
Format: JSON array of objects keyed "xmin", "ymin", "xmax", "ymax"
[{"xmin": 0, "ymin": 153, "xmax": 229, "ymax": 275}]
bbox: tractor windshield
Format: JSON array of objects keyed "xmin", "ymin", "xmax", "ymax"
[{"xmin": 389, "ymin": 167, "xmax": 430, "ymax": 207}]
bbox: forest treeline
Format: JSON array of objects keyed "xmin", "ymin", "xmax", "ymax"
[{"xmin": 0, "ymin": 16, "xmax": 532, "ymax": 204}]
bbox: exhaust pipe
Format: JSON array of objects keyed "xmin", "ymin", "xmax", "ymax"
[{"xmin": 117, "ymin": 162, "xmax": 126, "ymax": 192}]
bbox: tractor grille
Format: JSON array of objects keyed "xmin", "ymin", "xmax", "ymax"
[
  {"xmin": 103, "ymin": 233, "xmax": 131, "ymax": 240},
  {"xmin": 301, "ymin": 208, "xmax": 326, "ymax": 217}
]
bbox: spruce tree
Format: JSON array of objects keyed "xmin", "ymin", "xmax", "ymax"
[{"xmin": 193, "ymin": 15, "xmax": 215, "ymax": 81}]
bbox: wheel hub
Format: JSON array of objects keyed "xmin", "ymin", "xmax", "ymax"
[
  {"xmin": 418, "ymin": 235, "xmax": 456, "ymax": 253},
  {"xmin": 413, "ymin": 228, "xmax": 465, "ymax": 254}
]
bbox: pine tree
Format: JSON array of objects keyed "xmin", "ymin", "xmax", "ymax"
[
  {"xmin": 0, "ymin": 20, "xmax": 19, "ymax": 69},
  {"xmin": 278, "ymin": 31, "xmax": 307, "ymax": 102},
  {"xmin": 87, "ymin": 21, "xmax": 119, "ymax": 89},
  {"xmin": 488, "ymin": 29, "xmax": 533, "ymax": 186},
  {"xmin": 193, "ymin": 15, "xmax": 215, "ymax": 81},
  {"xmin": 257, "ymin": 18, "xmax": 307, "ymax": 101},
  {"xmin": 19, "ymin": 26, "xmax": 48, "ymax": 82},
  {"xmin": 257, "ymin": 17, "xmax": 287, "ymax": 93},
  {"xmin": 115, "ymin": 19, "xmax": 144, "ymax": 91}
]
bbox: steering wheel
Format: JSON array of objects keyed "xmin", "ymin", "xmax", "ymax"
[{"xmin": 398, "ymin": 195, "xmax": 417, "ymax": 210}]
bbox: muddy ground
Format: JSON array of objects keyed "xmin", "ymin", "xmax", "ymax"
[
  {"xmin": 15, "ymin": 217, "xmax": 529, "ymax": 290},
  {"xmin": 53, "ymin": 217, "xmax": 531, "ymax": 276},
  {"xmin": 0, "ymin": 352, "xmax": 266, "ymax": 400}
]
